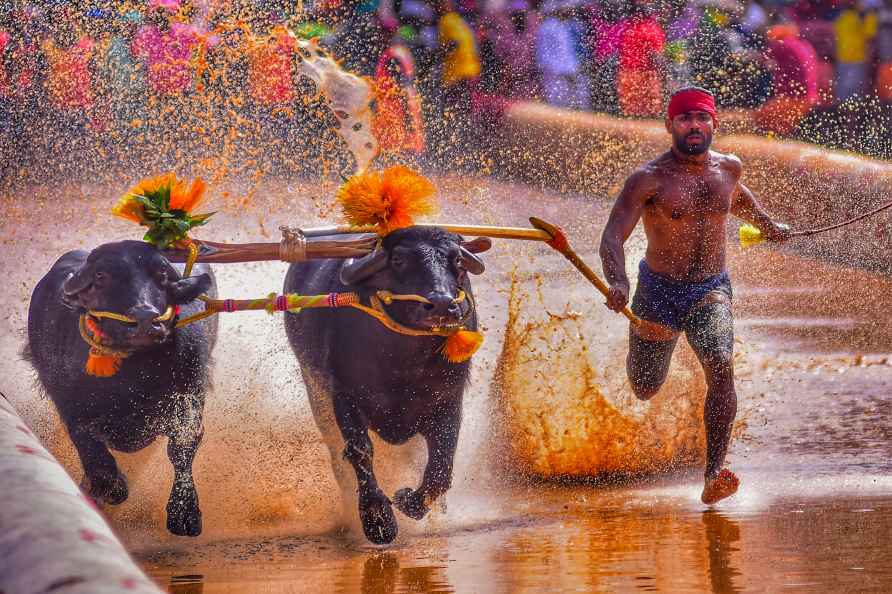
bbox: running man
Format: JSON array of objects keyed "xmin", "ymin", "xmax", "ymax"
[{"xmin": 599, "ymin": 87, "xmax": 791, "ymax": 504}]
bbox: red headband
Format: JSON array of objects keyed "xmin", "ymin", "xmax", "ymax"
[{"xmin": 667, "ymin": 89, "xmax": 717, "ymax": 123}]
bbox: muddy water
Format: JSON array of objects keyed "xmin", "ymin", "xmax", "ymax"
[{"xmin": 3, "ymin": 176, "xmax": 892, "ymax": 593}]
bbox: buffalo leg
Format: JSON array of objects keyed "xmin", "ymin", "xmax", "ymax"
[
  {"xmin": 69, "ymin": 426, "xmax": 129, "ymax": 505},
  {"xmin": 165, "ymin": 396, "xmax": 204, "ymax": 537},
  {"xmin": 394, "ymin": 407, "xmax": 460, "ymax": 521},
  {"xmin": 334, "ymin": 395, "xmax": 397, "ymax": 545}
]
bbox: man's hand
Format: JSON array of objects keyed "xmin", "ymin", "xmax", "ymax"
[
  {"xmin": 606, "ymin": 281, "xmax": 630, "ymax": 313},
  {"xmin": 764, "ymin": 222, "xmax": 793, "ymax": 243}
]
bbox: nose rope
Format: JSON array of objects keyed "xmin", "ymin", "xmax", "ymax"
[
  {"xmin": 375, "ymin": 290, "xmax": 466, "ymax": 306},
  {"xmin": 86, "ymin": 305, "xmax": 176, "ymax": 325}
]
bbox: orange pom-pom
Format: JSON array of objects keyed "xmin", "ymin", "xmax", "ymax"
[
  {"xmin": 170, "ymin": 177, "xmax": 207, "ymax": 212},
  {"xmin": 337, "ymin": 166, "xmax": 437, "ymax": 234},
  {"xmin": 85, "ymin": 351, "xmax": 123, "ymax": 377},
  {"xmin": 440, "ymin": 329, "xmax": 483, "ymax": 363}
]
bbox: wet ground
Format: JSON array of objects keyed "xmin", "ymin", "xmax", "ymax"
[{"xmin": 3, "ymin": 174, "xmax": 892, "ymax": 593}]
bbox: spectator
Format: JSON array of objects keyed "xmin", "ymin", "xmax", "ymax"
[
  {"xmin": 484, "ymin": 0, "xmax": 540, "ymax": 100},
  {"xmin": 874, "ymin": 1, "xmax": 892, "ymax": 103},
  {"xmin": 589, "ymin": 0, "xmax": 628, "ymax": 112},
  {"xmin": 617, "ymin": 2, "xmax": 665, "ymax": 117},
  {"xmin": 99, "ymin": 11, "xmax": 146, "ymax": 138},
  {"xmin": 132, "ymin": 1, "xmax": 207, "ymax": 99},
  {"xmin": 756, "ymin": 22, "xmax": 819, "ymax": 134},
  {"xmin": 833, "ymin": 1, "xmax": 877, "ymax": 101},
  {"xmin": 435, "ymin": 0, "xmax": 480, "ymax": 160},
  {"xmin": 536, "ymin": 0, "xmax": 586, "ymax": 109}
]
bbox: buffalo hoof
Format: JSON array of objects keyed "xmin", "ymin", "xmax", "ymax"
[
  {"xmin": 359, "ymin": 491, "xmax": 397, "ymax": 545},
  {"xmin": 87, "ymin": 471, "xmax": 129, "ymax": 505},
  {"xmin": 393, "ymin": 488, "xmax": 430, "ymax": 521},
  {"xmin": 166, "ymin": 490, "xmax": 202, "ymax": 537}
]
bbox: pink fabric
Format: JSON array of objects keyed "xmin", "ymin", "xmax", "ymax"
[
  {"xmin": 132, "ymin": 23, "xmax": 202, "ymax": 95},
  {"xmin": 0, "ymin": 30, "xmax": 9, "ymax": 97},
  {"xmin": 768, "ymin": 36, "xmax": 819, "ymax": 103},
  {"xmin": 249, "ymin": 29, "xmax": 297, "ymax": 104},
  {"xmin": 619, "ymin": 17, "xmax": 664, "ymax": 71},
  {"xmin": 592, "ymin": 19, "xmax": 628, "ymax": 62}
]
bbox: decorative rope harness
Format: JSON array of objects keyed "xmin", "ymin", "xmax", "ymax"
[{"xmin": 79, "ymin": 252, "xmax": 480, "ymax": 377}]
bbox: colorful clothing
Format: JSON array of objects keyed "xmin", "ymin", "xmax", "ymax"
[
  {"xmin": 248, "ymin": 28, "xmax": 297, "ymax": 105},
  {"xmin": 619, "ymin": 16, "xmax": 664, "ymax": 71},
  {"xmin": 439, "ymin": 11, "xmax": 481, "ymax": 86},
  {"xmin": 0, "ymin": 30, "xmax": 9, "ymax": 97},
  {"xmin": 132, "ymin": 23, "xmax": 202, "ymax": 96},
  {"xmin": 43, "ymin": 37, "xmax": 95, "ymax": 110},
  {"xmin": 834, "ymin": 9, "xmax": 877, "ymax": 64},
  {"xmin": 617, "ymin": 68, "xmax": 662, "ymax": 117},
  {"xmin": 767, "ymin": 35, "xmax": 818, "ymax": 102}
]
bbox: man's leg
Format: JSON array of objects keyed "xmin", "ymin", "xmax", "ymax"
[
  {"xmin": 627, "ymin": 328, "xmax": 679, "ymax": 401},
  {"xmin": 685, "ymin": 296, "xmax": 739, "ymax": 504}
]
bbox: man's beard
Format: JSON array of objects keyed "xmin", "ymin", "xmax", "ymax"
[{"xmin": 674, "ymin": 132, "xmax": 711, "ymax": 155}]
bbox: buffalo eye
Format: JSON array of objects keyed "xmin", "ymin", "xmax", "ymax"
[
  {"xmin": 154, "ymin": 269, "xmax": 168, "ymax": 285},
  {"xmin": 453, "ymin": 255, "xmax": 465, "ymax": 271},
  {"xmin": 390, "ymin": 253, "xmax": 405, "ymax": 270},
  {"xmin": 93, "ymin": 271, "xmax": 108, "ymax": 289}
]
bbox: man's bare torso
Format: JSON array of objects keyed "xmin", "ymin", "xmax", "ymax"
[{"xmin": 639, "ymin": 150, "xmax": 742, "ymax": 282}]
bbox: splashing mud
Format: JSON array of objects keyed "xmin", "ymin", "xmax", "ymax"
[{"xmin": 494, "ymin": 271, "xmax": 706, "ymax": 479}]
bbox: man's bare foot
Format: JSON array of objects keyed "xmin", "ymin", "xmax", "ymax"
[{"xmin": 701, "ymin": 469, "xmax": 739, "ymax": 505}]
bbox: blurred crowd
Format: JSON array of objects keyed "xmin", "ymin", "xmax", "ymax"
[{"xmin": 3, "ymin": 0, "xmax": 892, "ymax": 185}]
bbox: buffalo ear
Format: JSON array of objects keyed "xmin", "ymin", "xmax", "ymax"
[
  {"xmin": 169, "ymin": 273, "xmax": 212, "ymax": 304},
  {"xmin": 61, "ymin": 263, "xmax": 95, "ymax": 309}
]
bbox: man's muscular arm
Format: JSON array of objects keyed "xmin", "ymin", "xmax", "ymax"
[
  {"xmin": 728, "ymin": 157, "xmax": 792, "ymax": 242},
  {"xmin": 599, "ymin": 169, "xmax": 653, "ymax": 312}
]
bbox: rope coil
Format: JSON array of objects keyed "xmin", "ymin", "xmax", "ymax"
[{"xmin": 279, "ymin": 226, "xmax": 308, "ymax": 262}]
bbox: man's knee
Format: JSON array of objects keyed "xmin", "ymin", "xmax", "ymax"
[{"xmin": 630, "ymin": 378, "xmax": 663, "ymax": 401}]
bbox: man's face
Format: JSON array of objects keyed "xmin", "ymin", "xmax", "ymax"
[{"xmin": 667, "ymin": 111, "xmax": 714, "ymax": 155}]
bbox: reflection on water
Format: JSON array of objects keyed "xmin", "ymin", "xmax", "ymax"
[{"xmin": 703, "ymin": 511, "xmax": 741, "ymax": 594}]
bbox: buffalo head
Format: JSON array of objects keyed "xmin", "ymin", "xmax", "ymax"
[
  {"xmin": 62, "ymin": 241, "xmax": 211, "ymax": 348},
  {"xmin": 339, "ymin": 227, "xmax": 490, "ymax": 331}
]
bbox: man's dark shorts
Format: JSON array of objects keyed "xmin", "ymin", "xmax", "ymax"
[{"xmin": 628, "ymin": 260, "xmax": 734, "ymax": 395}]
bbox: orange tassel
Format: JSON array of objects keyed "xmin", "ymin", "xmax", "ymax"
[
  {"xmin": 85, "ymin": 351, "xmax": 123, "ymax": 377},
  {"xmin": 83, "ymin": 318, "xmax": 124, "ymax": 377},
  {"xmin": 440, "ymin": 330, "xmax": 484, "ymax": 363}
]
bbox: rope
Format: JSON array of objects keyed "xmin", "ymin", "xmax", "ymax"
[
  {"xmin": 88, "ymin": 306, "xmax": 175, "ymax": 325},
  {"xmin": 78, "ymin": 315, "xmax": 132, "ymax": 359},
  {"xmin": 794, "ymin": 198, "xmax": 892, "ymax": 238},
  {"xmin": 183, "ymin": 240, "xmax": 200, "ymax": 278},
  {"xmin": 173, "ymin": 289, "xmax": 474, "ymax": 338},
  {"xmin": 279, "ymin": 226, "xmax": 308, "ymax": 262}
]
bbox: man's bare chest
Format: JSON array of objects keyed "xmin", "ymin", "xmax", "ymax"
[{"xmin": 649, "ymin": 170, "xmax": 735, "ymax": 219}]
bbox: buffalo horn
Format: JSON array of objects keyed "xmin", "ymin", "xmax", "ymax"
[
  {"xmin": 461, "ymin": 237, "xmax": 492, "ymax": 253},
  {"xmin": 62, "ymin": 265, "xmax": 94, "ymax": 297},
  {"xmin": 339, "ymin": 249, "xmax": 389, "ymax": 285},
  {"xmin": 460, "ymin": 247, "xmax": 485, "ymax": 275}
]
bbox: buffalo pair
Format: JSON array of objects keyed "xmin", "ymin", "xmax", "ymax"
[{"xmin": 26, "ymin": 227, "xmax": 487, "ymax": 544}]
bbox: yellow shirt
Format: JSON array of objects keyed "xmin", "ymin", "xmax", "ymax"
[
  {"xmin": 439, "ymin": 12, "xmax": 481, "ymax": 85},
  {"xmin": 835, "ymin": 9, "xmax": 877, "ymax": 64}
]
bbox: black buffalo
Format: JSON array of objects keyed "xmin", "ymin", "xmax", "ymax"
[
  {"xmin": 26, "ymin": 240, "xmax": 216, "ymax": 536},
  {"xmin": 284, "ymin": 227, "xmax": 488, "ymax": 544}
]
